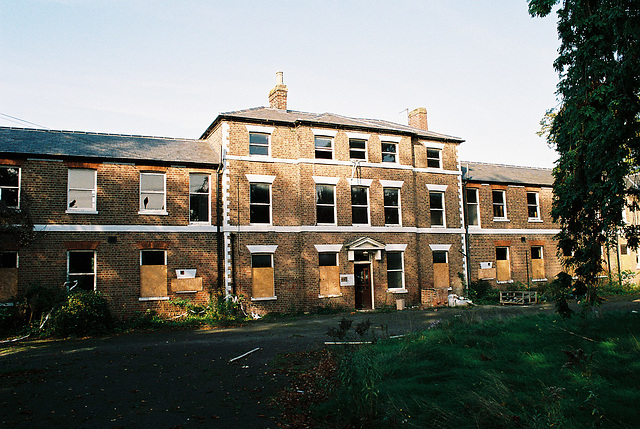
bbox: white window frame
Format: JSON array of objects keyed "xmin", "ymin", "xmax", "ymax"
[
  {"xmin": 189, "ymin": 173, "xmax": 211, "ymax": 224},
  {"xmin": 0, "ymin": 166, "xmax": 21, "ymax": 209},
  {"xmin": 383, "ymin": 187, "xmax": 401, "ymax": 226},
  {"xmin": 314, "ymin": 135, "xmax": 334, "ymax": 160},
  {"xmin": 527, "ymin": 192, "xmax": 541, "ymax": 221},
  {"xmin": 316, "ymin": 184, "xmax": 337, "ymax": 225},
  {"xmin": 139, "ymin": 172, "xmax": 167, "ymax": 215},
  {"xmin": 466, "ymin": 188, "xmax": 480, "ymax": 227},
  {"xmin": 429, "ymin": 191, "xmax": 446, "ymax": 228},
  {"xmin": 349, "ymin": 138, "xmax": 368, "ymax": 161},
  {"xmin": 386, "ymin": 250, "xmax": 405, "ymax": 292},
  {"xmin": 67, "ymin": 168, "xmax": 97, "ymax": 214},
  {"xmin": 67, "ymin": 250, "xmax": 96, "ymax": 291},
  {"xmin": 381, "ymin": 141, "xmax": 398, "ymax": 164},
  {"xmin": 140, "ymin": 249, "xmax": 167, "ymax": 266},
  {"xmin": 426, "ymin": 147, "xmax": 442, "ymax": 169},
  {"xmin": 247, "ymin": 175, "xmax": 275, "ymax": 226},
  {"xmin": 351, "ymin": 185, "xmax": 370, "ymax": 226},
  {"xmin": 492, "ymin": 190, "xmax": 508, "ymax": 221}
]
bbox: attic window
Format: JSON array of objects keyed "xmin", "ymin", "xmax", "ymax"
[
  {"xmin": 426, "ymin": 148, "xmax": 441, "ymax": 169},
  {"xmin": 249, "ymin": 133, "xmax": 270, "ymax": 156},
  {"xmin": 349, "ymin": 139, "xmax": 367, "ymax": 161}
]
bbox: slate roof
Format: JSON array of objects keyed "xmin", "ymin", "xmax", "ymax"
[
  {"xmin": 461, "ymin": 161, "xmax": 554, "ymax": 187},
  {"xmin": 201, "ymin": 107, "xmax": 464, "ymax": 143},
  {"xmin": 0, "ymin": 127, "xmax": 219, "ymax": 166}
]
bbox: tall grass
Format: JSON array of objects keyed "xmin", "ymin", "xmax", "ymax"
[{"xmin": 322, "ymin": 312, "xmax": 640, "ymax": 428}]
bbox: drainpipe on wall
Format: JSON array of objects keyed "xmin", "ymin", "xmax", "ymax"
[
  {"xmin": 216, "ymin": 162, "xmax": 224, "ymax": 293},
  {"xmin": 230, "ymin": 232, "xmax": 237, "ymax": 295},
  {"xmin": 461, "ymin": 166, "xmax": 472, "ymax": 295}
]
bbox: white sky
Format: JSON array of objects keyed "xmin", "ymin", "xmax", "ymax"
[{"xmin": 1, "ymin": 1, "xmax": 561, "ymax": 168}]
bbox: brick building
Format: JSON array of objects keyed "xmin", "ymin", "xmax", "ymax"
[{"xmin": 1, "ymin": 73, "xmax": 572, "ymax": 316}]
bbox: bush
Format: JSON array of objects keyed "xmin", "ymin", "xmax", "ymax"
[
  {"xmin": 47, "ymin": 290, "xmax": 113, "ymax": 337},
  {"xmin": 22, "ymin": 284, "xmax": 66, "ymax": 323},
  {"xmin": 469, "ymin": 280, "xmax": 499, "ymax": 304}
]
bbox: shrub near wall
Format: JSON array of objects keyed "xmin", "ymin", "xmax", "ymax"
[{"xmin": 47, "ymin": 291, "xmax": 113, "ymax": 337}]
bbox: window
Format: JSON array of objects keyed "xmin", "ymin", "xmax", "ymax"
[
  {"xmin": 349, "ymin": 138, "xmax": 367, "ymax": 161},
  {"xmin": 351, "ymin": 186, "xmax": 369, "ymax": 225},
  {"xmin": 139, "ymin": 172, "xmax": 166, "ymax": 213},
  {"xmin": 318, "ymin": 252, "xmax": 340, "ymax": 297},
  {"xmin": 384, "ymin": 188, "xmax": 400, "ymax": 225},
  {"xmin": 620, "ymin": 244, "xmax": 629, "ymax": 255},
  {"xmin": 381, "ymin": 142, "xmax": 397, "ymax": 163},
  {"xmin": 316, "ymin": 185, "xmax": 336, "ymax": 224},
  {"xmin": 314, "ymin": 136, "xmax": 333, "ymax": 159},
  {"xmin": 249, "ymin": 132, "xmax": 269, "ymax": 156},
  {"xmin": 495, "ymin": 247, "xmax": 511, "ymax": 282},
  {"xmin": 429, "ymin": 191, "xmax": 445, "ymax": 227},
  {"xmin": 0, "ymin": 251, "xmax": 18, "ymax": 300},
  {"xmin": 531, "ymin": 246, "xmax": 545, "ymax": 280},
  {"xmin": 250, "ymin": 183, "xmax": 271, "ymax": 224},
  {"xmin": 0, "ymin": 166, "xmax": 20, "ymax": 208},
  {"xmin": 432, "ymin": 250, "xmax": 449, "ymax": 288},
  {"xmin": 466, "ymin": 188, "xmax": 479, "ymax": 226},
  {"xmin": 67, "ymin": 169, "xmax": 97, "ymax": 212},
  {"xmin": 68, "ymin": 251, "xmax": 96, "ymax": 291},
  {"xmin": 492, "ymin": 190, "xmax": 507, "ymax": 219},
  {"xmin": 387, "ymin": 251, "xmax": 405, "ymax": 290},
  {"xmin": 190, "ymin": 173, "xmax": 210, "ymax": 223},
  {"xmin": 251, "ymin": 253, "xmax": 274, "ymax": 299},
  {"xmin": 527, "ymin": 192, "xmax": 540, "ymax": 220},
  {"xmin": 426, "ymin": 148, "xmax": 441, "ymax": 169},
  {"xmin": 140, "ymin": 250, "xmax": 167, "ymax": 299}
]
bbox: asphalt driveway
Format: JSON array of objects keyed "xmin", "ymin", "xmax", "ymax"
[{"xmin": 2, "ymin": 299, "xmax": 638, "ymax": 428}]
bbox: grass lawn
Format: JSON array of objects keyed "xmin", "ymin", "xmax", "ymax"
[{"xmin": 314, "ymin": 311, "xmax": 640, "ymax": 428}]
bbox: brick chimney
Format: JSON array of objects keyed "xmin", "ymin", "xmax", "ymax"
[
  {"xmin": 268, "ymin": 71, "xmax": 288, "ymax": 110},
  {"xmin": 408, "ymin": 107, "xmax": 428, "ymax": 131}
]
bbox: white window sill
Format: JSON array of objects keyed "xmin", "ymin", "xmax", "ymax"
[
  {"xmin": 317, "ymin": 223, "xmax": 337, "ymax": 227},
  {"xmin": 139, "ymin": 296, "xmax": 169, "ymax": 301},
  {"xmin": 528, "ymin": 219, "xmax": 543, "ymax": 223},
  {"xmin": 138, "ymin": 210, "xmax": 168, "ymax": 215},
  {"xmin": 318, "ymin": 294, "xmax": 342, "ymax": 298},
  {"xmin": 249, "ymin": 223, "xmax": 272, "ymax": 226},
  {"xmin": 175, "ymin": 290, "xmax": 199, "ymax": 294},
  {"xmin": 532, "ymin": 278, "xmax": 548, "ymax": 282},
  {"xmin": 251, "ymin": 296, "xmax": 277, "ymax": 302},
  {"xmin": 352, "ymin": 223, "xmax": 370, "ymax": 227},
  {"xmin": 493, "ymin": 218, "xmax": 510, "ymax": 222},
  {"xmin": 189, "ymin": 221, "xmax": 211, "ymax": 226},
  {"xmin": 496, "ymin": 280, "xmax": 514, "ymax": 284},
  {"xmin": 431, "ymin": 225, "xmax": 446, "ymax": 228},
  {"xmin": 385, "ymin": 224, "xmax": 402, "ymax": 227},
  {"xmin": 387, "ymin": 289, "xmax": 408, "ymax": 293},
  {"xmin": 66, "ymin": 209, "xmax": 98, "ymax": 214}
]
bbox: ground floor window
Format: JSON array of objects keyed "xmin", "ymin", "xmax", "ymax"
[
  {"xmin": 68, "ymin": 250, "xmax": 96, "ymax": 291},
  {"xmin": 432, "ymin": 250, "xmax": 450, "ymax": 288},
  {"xmin": 0, "ymin": 251, "xmax": 18, "ymax": 300},
  {"xmin": 531, "ymin": 246, "xmax": 545, "ymax": 280},
  {"xmin": 386, "ymin": 251, "xmax": 405, "ymax": 290},
  {"xmin": 496, "ymin": 247, "xmax": 511, "ymax": 282},
  {"xmin": 140, "ymin": 250, "xmax": 168, "ymax": 298},
  {"xmin": 318, "ymin": 252, "xmax": 340, "ymax": 297},
  {"xmin": 252, "ymin": 253, "xmax": 275, "ymax": 299}
]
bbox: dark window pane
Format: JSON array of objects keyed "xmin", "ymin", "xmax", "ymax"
[
  {"xmin": 527, "ymin": 192, "xmax": 537, "ymax": 205},
  {"xmin": 316, "ymin": 185, "xmax": 334, "ymax": 205},
  {"xmin": 385, "ymin": 207, "xmax": 399, "ymax": 225},
  {"xmin": 69, "ymin": 274, "xmax": 95, "ymax": 291},
  {"xmin": 319, "ymin": 252, "xmax": 337, "ymax": 266},
  {"xmin": 466, "ymin": 188, "xmax": 477, "ymax": 203},
  {"xmin": 1, "ymin": 188, "xmax": 18, "ymax": 207},
  {"xmin": 249, "ymin": 133, "xmax": 269, "ymax": 145},
  {"xmin": 315, "ymin": 150, "xmax": 333, "ymax": 159},
  {"xmin": 387, "ymin": 252, "xmax": 402, "ymax": 270},
  {"xmin": 142, "ymin": 250, "xmax": 165, "ymax": 265},
  {"xmin": 431, "ymin": 211, "xmax": 444, "ymax": 226},
  {"xmin": 252, "ymin": 254, "xmax": 272, "ymax": 268},
  {"xmin": 387, "ymin": 271, "xmax": 403, "ymax": 289},
  {"xmin": 433, "ymin": 251, "xmax": 447, "ymax": 264},
  {"xmin": 190, "ymin": 194, "xmax": 209, "ymax": 222},
  {"xmin": 429, "ymin": 192, "xmax": 443, "ymax": 209},
  {"xmin": 69, "ymin": 252, "xmax": 94, "ymax": 274},
  {"xmin": 528, "ymin": 206, "xmax": 539, "ymax": 218},
  {"xmin": 0, "ymin": 252, "xmax": 17, "ymax": 268},
  {"xmin": 250, "ymin": 183, "xmax": 270, "ymax": 204},
  {"xmin": 381, "ymin": 143, "xmax": 396, "ymax": 154},
  {"xmin": 349, "ymin": 139, "xmax": 366, "ymax": 149},
  {"xmin": 0, "ymin": 167, "xmax": 19, "ymax": 186},
  {"xmin": 467, "ymin": 205, "xmax": 478, "ymax": 226},
  {"xmin": 317, "ymin": 206, "xmax": 335, "ymax": 224},
  {"xmin": 496, "ymin": 247, "xmax": 508, "ymax": 260},
  {"xmin": 384, "ymin": 188, "xmax": 398, "ymax": 207},
  {"xmin": 493, "ymin": 205, "xmax": 505, "ymax": 218},
  {"xmin": 352, "ymin": 207, "xmax": 368, "ymax": 224},
  {"xmin": 249, "ymin": 145, "xmax": 269, "ymax": 156},
  {"xmin": 531, "ymin": 247, "xmax": 543, "ymax": 260},
  {"xmin": 351, "ymin": 186, "xmax": 368, "ymax": 205},
  {"xmin": 354, "ymin": 251, "xmax": 369, "ymax": 262},
  {"xmin": 492, "ymin": 190, "xmax": 504, "ymax": 204},
  {"xmin": 382, "ymin": 153, "xmax": 396, "ymax": 163},
  {"xmin": 314, "ymin": 137, "xmax": 332, "ymax": 148},
  {"xmin": 250, "ymin": 205, "xmax": 270, "ymax": 223},
  {"xmin": 427, "ymin": 149, "xmax": 440, "ymax": 168}
]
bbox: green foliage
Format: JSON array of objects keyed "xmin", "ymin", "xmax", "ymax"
[
  {"xmin": 22, "ymin": 284, "xmax": 66, "ymax": 323},
  {"xmin": 468, "ymin": 280, "xmax": 500, "ymax": 304},
  {"xmin": 46, "ymin": 290, "xmax": 113, "ymax": 337},
  {"xmin": 321, "ymin": 311, "xmax": 640, "ymax": 428},
  {"xmin": 0, "ymin": 193, "xmax": 36, "ymax": 247},
  {"xmin": 528, "ymin": 1, "xmax": 640, "ymax": 304}
]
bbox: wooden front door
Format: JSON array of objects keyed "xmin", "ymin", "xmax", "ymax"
[{"xmin": 354, "ymin": 264, "xmax": 372, "ymax": 309}]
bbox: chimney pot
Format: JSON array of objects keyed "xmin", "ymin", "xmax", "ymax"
[
  {"xmin": 269, "ymin": 71, "xmax": 288, "ymax": 110},
  {"xmin": 408, "ymin": 107, "xmax": 428, "ymax": 131}
]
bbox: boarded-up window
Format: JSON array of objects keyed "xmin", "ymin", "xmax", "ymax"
[
  {"xmin": 140, "ymin": 250, "xmax": 167, "ymax": 298},
  {"xmin": 433, "ymin": 251, "xmax": 449, "ymax": 288},
  {"xmin": 387, "ymin": 251, "xmax": 405, "ymax": 290},
  {"xmin": 318, "ymin": 252, "xmax": 340, "ymax": 297},
  {"xmin": 496, "ymin": 247, "xmax": 511, "ymax": 282},
  {"xmin": 531, "ymin": 246, "xmax": 545, "ymax": 280},
  {"xmin": 0, "ymin": 251, "xmax": 18, "ymax": 300},
  {"xmin": 252, "ymin": 254, "xmax": 274, "ymax": 299},
  {"xmin": 68, "ymin": 250, "xmax": 96, "ymax": 291}
]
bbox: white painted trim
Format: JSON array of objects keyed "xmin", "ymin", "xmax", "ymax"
[
  {"xmin": 246, "ymin": 245, "xmax": 278, "ymax": 254},
  {"xmin": 65, "ymin": 210, "xmax": 99, "ymax": 215},
  {"xmin": 469, "ymin": 228, "xmax": 561, "ymax": 235},
  {"xmin": 245, "ymin": 174, "xmax": 276, "ymax": 184},
  {"xmin": 138, "ymin": 210, "xmax": 168, "ymax": 216},
  {"xmin": 422, "ymin": 141, "xmax": 445, "ymax": 149},
  {"xmin": 251, "ymin": 296, "xmax": 277, "ymax": 302},
  {"xmin": 139, "ymin": 296, "xmax": 170, "ymax": 301},
  {"xmin": 319, "ymin": 294, "xmax": 343, "ymax": 298},
  {"xmin": 346, "ymin": 131, "xmax": 370, "ymax": 140},
  {"xmin": 385, "ymin": 244, "xmax": 408, "ymax": 251},
  {"xmin": 348, "ymin": 178, "xmax": 373, "ymax": 187},
  {"xmin": 246, "ymin": 124, "xmax": 274, "ymax": 134},
  {"xmin": 426, "ymin": 184, "xmax": 448, "ymax": 192},
  {"xmin": 312, "ymin": 128, "xmax": 338, "ymax": 137},
  {"xmin": 379, "ymin": 180, "xmax": 404, "ymax": 188},
  {"xmin": 379, "ymin": 135, "xmax": 403, "ymax": 143},
  {"xmin": 36, "ymin": 224, "xmax": 220, "ymax": 233},
  {"xmin": 314, "ymin": 244, "xmax": 343, "ymax": 252},
  {"xmin": 429, "ymin": 244, "xmax": 452, "ymax": 251},
  {"xmin": 312, "ymin": 176, "xmax": 340, "ymax": 185},
  {"xmin": 387, "ymin": 288, "xmax": 408, "ymax": 293}
]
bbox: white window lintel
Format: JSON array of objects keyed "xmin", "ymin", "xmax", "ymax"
[
  {"xmin": 426, "ymin": 184, "xmax": 448, "ymax": 192},
  {"xmin": 314, "ymin": 244, "xmax": 343, "ymax": 253},
  {"xmin": 245, "ymin": 174, "xmax": 276, "ymax": 184},
  {"xmin": 246, "ymin": 245, "xmax": 278, "ymax": 254},
  {"xmin": 246, "ymin": 125, "xmax": 274, "ymax": 134},
  {"xmin": 346, "ymin": 131, "xmax": 370, "ymax": 140},
  {"xmin": 385, "ymin": 244, "xmax": 408, "ymax": 252},
  {"xmin": 312, "ymin": 128, "xmax": 338, "ymax": 137},
  {"xmin": 379, "ymin": 180, "xmax": 404, "ymax": 188},
  {"xmin": 379, "ymin": 135, "xmax": 403, "ymax": 143},
  {"xmin": 422, "ymin": 142, "xmax": 445, "ymax": 150},
  {"xmin": 348, "ymin": 178, "xmax": 373, "ymax": 187},
  {"xmin": 429, "ymin": 244, "xmax": 452, "ymax": 251},
  {"xmin": 313, "ymin": 176, "xmax": 340, "ymax": 185}
]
